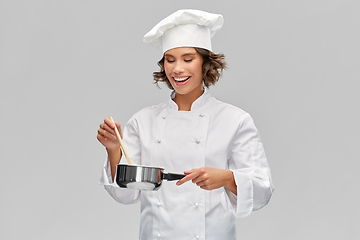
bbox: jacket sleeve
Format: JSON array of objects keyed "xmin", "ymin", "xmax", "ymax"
[
  {"xmin": 99, "ymin": 118, "xmax": 141, "ymax": 204},
  {"xmin": 221, "ymin": 113, "xmax": 274, "ymax": 218}
]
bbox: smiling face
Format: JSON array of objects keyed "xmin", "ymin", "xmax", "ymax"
[{"xmin": 164, "ymin": 47, "xmax": 204, "ymax": 97}]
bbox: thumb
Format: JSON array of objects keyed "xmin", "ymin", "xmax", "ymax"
[
  {"xmin": 115, "ymin": 122, "xmax": 122, "ymax": 138},
  {"xmin": 184, "ymin": 169, "xmax": 195, "ymax": 174}
]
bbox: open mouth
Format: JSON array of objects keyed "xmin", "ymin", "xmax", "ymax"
[{"xmin": 173, "ymin": 76, "xmax": 190, "ymax": 83}]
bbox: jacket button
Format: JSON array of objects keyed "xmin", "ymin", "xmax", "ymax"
[
  {"xmin": 195, "ymin": 139, "xmax": 200, "ymax": 144},
  {"xmin": 195, "ymin": 235, "xmax": 200, "ymax": 239},
  {"xmin": 157, "ymin": 139, "xmax": 161, "ymax": 143},
  {"xmin": 157, "ymin": 201, "xmax": 161, "ymax": 207},
  {"xmin": 199, "ymin": 114, "xmax": 204, "ymax": 117},
  {"xmin": 194, "ymin": 202, "xmax": 199, "ymax": 208},
  {"xmin": 157, "ymin": 233, "xmax": 161, "ymax": 238},
  {"xmin": 162, "ymin": 115, "xmax": 166, "ymax": 119}
]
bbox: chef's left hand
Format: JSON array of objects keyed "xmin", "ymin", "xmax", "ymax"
[{"xmin": 176, "ymin": 167, "xmax": 237, "ymax": 194}]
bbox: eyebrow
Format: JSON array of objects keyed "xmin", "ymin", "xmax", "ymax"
[{"xmin": 164, "ymin": 53, "xmax": 196, "ymax": 57}]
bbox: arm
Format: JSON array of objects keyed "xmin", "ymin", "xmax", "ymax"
[
  {"xmin": 97, "ymin": 118, "xmax": 122, "ymax": 181},
  {"xmin": 97, "ymin": 117, "xmax": 141, "ymax": 204},
  {"xmin": 177, "ymin": 113, "xmax": 274, "ymax": 217},
  {"xmin": 224, "ymin": 113, "xmax": 274, "ymax": 217},
  {"xmin": 176, "ymin": 168, "xmax": 237, "ymax": 194}
]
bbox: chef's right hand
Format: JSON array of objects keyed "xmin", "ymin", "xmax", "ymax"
[{"xmin": 97, "ymin": 118, "xmax": 122, "ymax": 151}]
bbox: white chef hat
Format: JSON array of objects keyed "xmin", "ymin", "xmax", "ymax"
[{"xmin": 143, "ymin": 9, "xmax": 224, "ymax": 53}]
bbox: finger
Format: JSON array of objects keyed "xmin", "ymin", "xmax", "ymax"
[
  {"xmin": 192, "ymin": 175, "xmax": 206, "ymax": 184},
  {"xmin": 185, "ymin": 167, "xmax": 207, "ymax": 175},
  {"xmin": 98, "ymin": 128, "xmax": 117, "ymax": 141},
  {"xmin": 104, "ymin": 119, "xmax": 122, "ymax": 139},
  {"xmin": 187, "ymin": 169, "xmax": 207, "ymax": 184},
  {"xmin": 196, "ymin": 180, "xmax": 208, "ymax": 188},
  {"xmin": 184, "ymin": 169, "xmax": 195, "ymax": 175},
  {"xmin": 200, "ymin": 185, "xmax": 211, "ymax": 190},
  {"xmin": 115, "ymin": 122, "xmax": 123, "ymax": 138},
  {"xmin": 97, "ymin": 133, "xmax": 110, "ymax": 144},
  {"xmin": 104, "ymin": 118, "xmax": 116, "ymax": 129},
  {"xmin": 101, "ymin": 119, "xmax": 122, "ymax": 137},
  {"xmin": 100, "ymin": 122, "xmax": 114, "ymax": 134},
  {"xmin": 176, "ymin": 171, "xmax": 200, "ymax": 186}
]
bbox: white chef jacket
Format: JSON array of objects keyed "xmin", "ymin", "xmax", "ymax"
[{"xmin": 100, "ymin": 90, "xmax": 274, "ymax": 240}]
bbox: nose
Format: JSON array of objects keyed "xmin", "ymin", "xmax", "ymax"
[{"xmin": 173, "ymin": 61, "xmax": 184, "ymax": 74}]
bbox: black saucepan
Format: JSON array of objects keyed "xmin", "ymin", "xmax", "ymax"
[{"xmin": 115, "ymin": 164, "xmax": 186, "ymax": 191}]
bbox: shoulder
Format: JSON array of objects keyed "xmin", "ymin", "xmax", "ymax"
[
  {"xmin": 206, "ymin": 95, "xmax": 259, "ymax": 132},
  {"xmin": 208, "ymin": 96, "xmax": 261, "ymax": 139},
  {"xmin": 128, "ymin": 101, "xmax": 167, "ymax": 123},
  {"xmin": 208, "ymin": 96, "xmax": 250, "ymax": 120}
]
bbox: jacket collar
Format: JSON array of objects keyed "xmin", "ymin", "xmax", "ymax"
[{"xmin": 168, "ymin": 88, "xmax": 210, "ymax": 111}]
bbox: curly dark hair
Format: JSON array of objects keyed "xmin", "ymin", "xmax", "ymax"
[{"xmin": 153, "ymin": 47, "xmax": 226, "ymax": 89}]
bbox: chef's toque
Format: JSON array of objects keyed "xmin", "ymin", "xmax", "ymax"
[{"xmin": 143, "ymin": 9, "xmax": 224, "ymax": 53}]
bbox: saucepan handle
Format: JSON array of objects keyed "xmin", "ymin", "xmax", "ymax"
[{"xmin": 163, "ymin": 173, "xmax": 186, "ymax": 181}]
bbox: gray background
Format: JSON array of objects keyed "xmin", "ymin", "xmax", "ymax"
[{"xmin": 1, "ymin": 0, "xmax": 359, "ymax": 239}]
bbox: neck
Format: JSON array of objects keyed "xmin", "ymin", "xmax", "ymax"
[{"xmin": 173, "ymin": 88, "xmax": 204, "ymax": 111}]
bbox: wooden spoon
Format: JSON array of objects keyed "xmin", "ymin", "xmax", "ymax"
[{"xmin": 109, "ymin": 117, "xmax": 132, "ymax": 165}]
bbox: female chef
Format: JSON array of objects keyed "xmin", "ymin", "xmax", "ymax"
[{"xmin": 97, "ymin": 9, "xmax": 274, "ymax": 240}]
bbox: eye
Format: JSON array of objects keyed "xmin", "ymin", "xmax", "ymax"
[
  {"xmin": 165, "ymin": 59, "xmax": 175, "ymax": 63},
  {"xmin": 184, "ymin": 59, "xmax": 193, "ymax": 62}
]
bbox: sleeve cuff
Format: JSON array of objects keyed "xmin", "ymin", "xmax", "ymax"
[
  {"xmin": 221, "ymin": 170, "xmax": 254, "ymax": 218},
  {"xmin": 99, "ymin": 157, "xmax": 140, "ymax": 204},
  {"xmin": 99, "ymin": 157, "xmax": 119, "ymax": 188}
]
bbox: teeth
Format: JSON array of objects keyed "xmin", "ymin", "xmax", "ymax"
[{"xmin": 174, "ymin": 77, "xmax": 189, "ymax": 81}]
